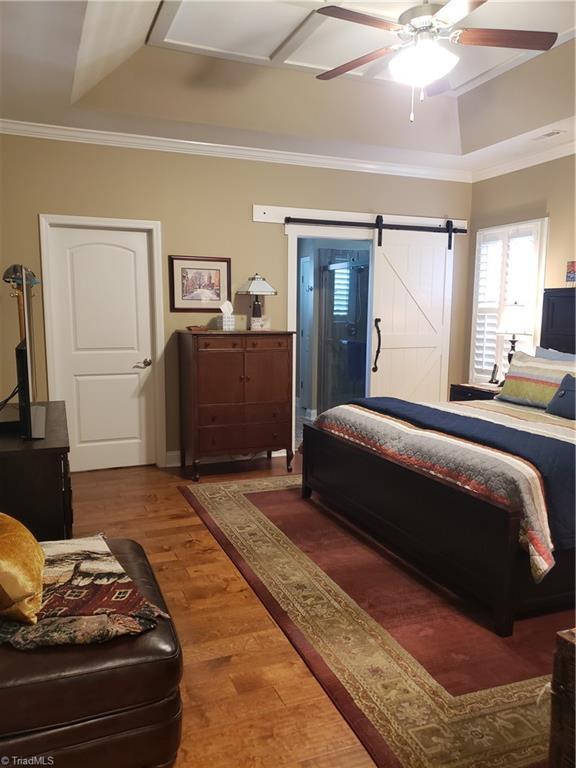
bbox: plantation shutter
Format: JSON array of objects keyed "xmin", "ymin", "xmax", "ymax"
[
  {"xmin": 469, "ymin": 220, "xmax": 547, "ymax": 383},
  {"xmin": 333, "ymin": 268, "xmax": 350, "ymax": 316}
]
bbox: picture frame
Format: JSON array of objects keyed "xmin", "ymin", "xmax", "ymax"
[{"xmin": 169, "ymin": 255, "xmax": 231, "ymax": 312}]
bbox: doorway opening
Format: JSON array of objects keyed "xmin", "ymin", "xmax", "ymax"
[{"xmin": 296, "ymin": 237, "xmax": 372, "ymax": 442}]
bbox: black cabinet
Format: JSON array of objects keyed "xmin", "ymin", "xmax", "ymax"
[
  {"xmin": 450, "ymin": 384, "xmax": 500, "ymax": 402},
  {"xmin": 540, "ymin": 288, "xmax": 576, "ymax": 355},
  {"xmin": 0, "ymin": 401, "xmax": 72, "ymax": 541}
]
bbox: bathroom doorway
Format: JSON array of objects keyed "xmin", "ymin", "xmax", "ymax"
[{"xmin": 296, "ymin": 236, "xmax": 372, "ymax": 442}]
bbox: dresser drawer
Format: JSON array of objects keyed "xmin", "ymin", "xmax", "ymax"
[
  {"xmin": 246, "ymin": 335, "xmax": 289, "ymax": 350},
  {"xmin": 197, "ymin": 336, "xmax": 242, "ymax": 350},
  {"xmin": 245, "ymin": 422, "xmax": 291, "ymax": 449},
  {"xmin": 198, "ymin": 426, "xmax": 245, "ymax": 453},
  {"xmin": 198, "ymin": 405, "xmax": 245, "ymax": 427},
  {"xmin": 245, "ymin": 402, "xmax": 290, "ymax": 423}
]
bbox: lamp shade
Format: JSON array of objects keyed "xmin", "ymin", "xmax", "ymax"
[
  {"xmin": 237, "ymin": 273, "xmax": 277, "ymax": 296},
  {"xmin": 497, "ymin": 302, "xmax": 532, "ymax": 336}
]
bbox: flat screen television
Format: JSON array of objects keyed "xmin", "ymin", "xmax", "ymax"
[{"xmin": 0, "ymin": 264, "xmax": 45, "ymax": 439}]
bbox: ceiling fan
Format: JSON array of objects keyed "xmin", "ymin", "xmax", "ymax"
[{"xmin": 315, "ymin": 1, "xmax": 558, "ymax": 120}]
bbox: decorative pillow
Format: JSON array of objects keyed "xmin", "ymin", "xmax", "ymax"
[
  {"xmin": 546, "ymin": 374, "xmax": 576, "ymax": 420},
  {"xmin": 0, "ymin": 513, "xmax": 45, "ymax": 624},
  {"xmin": 536, "ymin": 346, "xmax": 576, "ymax": 362},
  {"xmin": 496, "ymin": 351, "xmax": 576, "ymax": 409}
]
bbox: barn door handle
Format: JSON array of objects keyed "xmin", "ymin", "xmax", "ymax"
[
  {"xmin": 133, "ymin": 357, "xmax": 152, "ymax": 369},
  {"xmin": 372, "ymin": 318, "xmax": 382, "ymax": 373}
]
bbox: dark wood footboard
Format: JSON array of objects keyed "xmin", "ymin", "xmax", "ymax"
[{"xmin": 302, "ymin": 423, "xmax": 574, "ymax": 636}]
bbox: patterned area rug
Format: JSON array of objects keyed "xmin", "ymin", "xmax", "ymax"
[{"xmin": 181, "ymin": 476, "xmax": 561, "ymax": 768}]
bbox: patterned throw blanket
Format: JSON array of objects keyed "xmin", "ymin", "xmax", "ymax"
[
  {"xmin": 316, "ymin": 398, "xmax": 576, "ymax": 582},
  {"xmin": 0, "ymin": 536, "xmax": 168, "ymax": 650}
]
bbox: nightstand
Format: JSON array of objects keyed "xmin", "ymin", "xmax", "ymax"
[{"xmin": 449, "ymin": 383, "xmax": 501, "ymax": 402}]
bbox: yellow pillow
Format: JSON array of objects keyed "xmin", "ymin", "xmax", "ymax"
[{"xmin": 0, "ymin": 513, "xmax": 45, "ymax": 624}]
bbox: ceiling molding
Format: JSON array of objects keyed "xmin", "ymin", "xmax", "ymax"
[
  {"xmin": 0, "ymin": 118, "xmax": 573, "ymax": 185},
  {"xmin": 469, "ymin": 141, "xmax": 575, "ymax": 183},
  {"xmin": 0, "ymin": 119, "xmax": 472, "ymax": 182}
]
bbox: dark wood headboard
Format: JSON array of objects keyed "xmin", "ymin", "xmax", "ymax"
[{"xmin": 540, "ymin": 288, "xmax": 576, "ymax": 354}]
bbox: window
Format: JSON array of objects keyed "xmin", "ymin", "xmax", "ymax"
[
  {"xmin": 332, "ymin": 266, "xmax": 351, "ymax": 317},
  {"xmin": 470, "ymin": 219, "xmax": 547, "ymax": 383}
]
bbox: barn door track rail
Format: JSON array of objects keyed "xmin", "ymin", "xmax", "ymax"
[{"xmin": 284, "ymin": 215, "xmax": 467, "ymax": 249}]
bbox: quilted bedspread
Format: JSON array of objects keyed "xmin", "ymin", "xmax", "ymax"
[{"xmin": 315, "ymin": 397, "xmax": 576, "ymax": 582}]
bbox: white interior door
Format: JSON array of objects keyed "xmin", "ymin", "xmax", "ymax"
[
  {"xmin": 43, "ymin": 226, "xmax": 157, "ymax": 471},
  {"xmin": 370, "ymin": 229, "xmax": 453, "ymax": 402}
]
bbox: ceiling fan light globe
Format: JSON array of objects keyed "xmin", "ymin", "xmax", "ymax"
[{"xmin": 389, "ymin": 41, "xmax": 459, "ymax": 88}]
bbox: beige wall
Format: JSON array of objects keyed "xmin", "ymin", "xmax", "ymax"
[
  {"xmin": 0, "ymin": 133, "xmax": 473, "ymax": 454},
  {"xmin": 2, "ymin": 136, "xmax": 573, "ymax": 459},
  {"xmin": 464, "ymin": 154, "xmax": 575, "ymax": 381},
  {"xmin": 458, "ymin": 40, "xmax": 575, "ymax": 154},
  {"xmin": 78, "ymin": 45, "xmax": 462, "ymax": 156},
  {"xmin": 470, "ymin": 154, "xmax": 575, "ymax": 287}
]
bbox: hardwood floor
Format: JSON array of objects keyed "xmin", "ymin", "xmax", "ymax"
[{"xmin": 73, "ymin": 457, "xmax": 375, "ymax": 768}]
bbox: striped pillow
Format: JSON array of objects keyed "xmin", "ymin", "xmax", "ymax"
[{"xmin": 496, "ymin": 351, "xmax": 576, "ymax": 409}]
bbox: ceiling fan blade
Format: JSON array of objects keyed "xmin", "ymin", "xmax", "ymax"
[
  {"xmin": 316, "ymin": 6, "xmax": 402, "ymax": 33},
  {"xmin": 455, "ymin": 28, "xmax": 558, "ymax": 50},
  {"xmin": 424, "ymin": 76, "xmax": 453, "ymax": 97},
  {"xmin": 316, "ymin": 47, "xmax": 395, "ymax": 80},
  {"xmin": 434, "ymin": 0, "xmax": 487, "ymax": 27}
]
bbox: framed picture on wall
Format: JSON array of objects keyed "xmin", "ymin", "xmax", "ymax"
[{"xmin": 169, "ymin": 255, "xmax": 231, "ymax": 312}]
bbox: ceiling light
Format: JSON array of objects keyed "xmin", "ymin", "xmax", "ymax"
[{"xmin": 389, "ymin": 39, "xmax": 459, "ymax": 89}]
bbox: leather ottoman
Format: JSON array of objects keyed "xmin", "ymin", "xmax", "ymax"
[{"xmin": 0, "ymin": 539, "xmax": 183, "ymax": 768}]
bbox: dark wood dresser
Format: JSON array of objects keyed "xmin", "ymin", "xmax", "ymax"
[
  {"xmin": 0, "ymin": 401, "xmax": 72, "ymax": 540},
  {"xmin": 178, "ymin": 330, "xmax": 294, "ymax": 480}
]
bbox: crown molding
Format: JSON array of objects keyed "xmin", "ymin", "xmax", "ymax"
[
  {"xmin": 0, "ymin": 118, "xmax": 573, "ymax": 185},
  {"xmin": 0, "ymin": 119, "xmax": 472, "ymax": 183},
  {"xmin": 469, "ymin": 141, "xmax": 575, "ymax": 183}
]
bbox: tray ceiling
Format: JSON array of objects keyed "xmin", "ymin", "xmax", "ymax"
[{"xmin": 148, "ymin": 1, "xmax": 575, "ymax": 93}]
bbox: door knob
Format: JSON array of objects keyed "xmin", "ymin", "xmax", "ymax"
[{"xmin": 133, "ymin": 357, "xmax": 152, "ymax": 369}]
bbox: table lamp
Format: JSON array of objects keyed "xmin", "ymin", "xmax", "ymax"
[
  {"xmin": 497, "ymin": 301, "xmax": 532, "ymax": 366},
  {"xmin": 237, "ymin": 273, "xmax": 277, "ymax": 329}
]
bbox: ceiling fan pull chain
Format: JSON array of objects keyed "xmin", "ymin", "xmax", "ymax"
[
  {"xmin": 409, "ymin": 86, "xmax": 415, "ymax": 123},
  {"xmin": 420, "ymin": 88, "xmax": 425, "ymax": 102}
]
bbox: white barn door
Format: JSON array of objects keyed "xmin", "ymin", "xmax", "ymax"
[
  {"xmin": 369, "ymin": 229, "xmax": 453, "ymax": 402},
  {"xmin": 41, "ymin": 219, "xmax": 163, "ymax": 472}
]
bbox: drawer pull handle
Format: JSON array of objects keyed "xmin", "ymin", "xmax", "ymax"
[
  {"xmin": 252, "ymin": 342, "xmax": 257, "ymax": 347},
  {"xmin": 232, "ymin": 343, "xmax": 237, "ymax": 348},
  {"xmin": 245, "ymin": 376, "xmax": 251, "ymax": 382},
  {"xmin": 204, "ymin": 342, "xmax": 211, "ymax": 348},
  {"xmin": 239, "ymin": 375, "xmax": 245, "ymax": 382},
  {"xmin": 273, "ymin": 433, "xmax": 278, "ymax": 439}
]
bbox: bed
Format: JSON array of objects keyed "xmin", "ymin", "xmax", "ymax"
[{"xmin": 302, "ymin": 289, "xmax": 575, "ymax": 636}]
